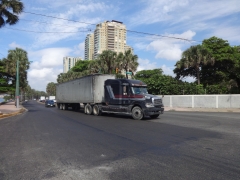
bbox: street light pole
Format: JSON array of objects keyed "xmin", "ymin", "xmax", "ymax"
[{"xmin": 16, "ymin": 59, "xmax": 19, "ymax": 108}]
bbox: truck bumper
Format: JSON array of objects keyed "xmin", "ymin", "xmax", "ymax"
[{"xmin": 143, "ymin": 107, "xmax": 164, "ymax": 116}]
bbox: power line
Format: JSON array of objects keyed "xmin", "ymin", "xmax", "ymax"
[
  {"xmin": 23, "ymin": 11, "xmax": 96, "ymax": 26},
  {"xmin": 4, "ymin": 27, "xmax": 91, "ymax": 33},
  {"xmin": 23, "ymin": 11, "xmax": 199, "ymax": 42},
  {"xmin": 20, "ymin": 18, "xmax": 91, "ymax": 30}
]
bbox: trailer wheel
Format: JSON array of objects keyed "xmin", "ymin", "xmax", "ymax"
[
  {"xmin": 93, "ymin": 105, "xmax": 102, "ymax": 116},
  {"xmin": 85, "ymin": 104, "xmax": 92, "ymax": 115},
  {"xmin": 63, "ymin": 104, "xmax": 68, "ymax": 110},
  {"xmin": 132, "ymin": 106, "xmax": 144, "ymax": 120},
  {"xmin": 84, "ymin": 104, "xmax": 87, "ymax": 113},
  {"xmin": 59, "ymin": 103, "xmax": 63, "ymax": 110}
]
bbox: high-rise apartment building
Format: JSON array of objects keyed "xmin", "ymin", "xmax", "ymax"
[
  {"xmin": 63, "ymin": 56, "xmax": 82, "ymax": 73},
  {"xmin": 84, "ymin": 34, "xmax": 94, "ymax": 60},
  {"xmin": 93, "ymin": 20, "xmax": 127, "ymax": 59},
  {"xmin": 125, "ymin": 45, "xmax": 134, "ymax": 54}
]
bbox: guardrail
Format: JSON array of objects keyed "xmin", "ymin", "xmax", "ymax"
[{"xmin": 161, "ymin": 95, "xmax": 240, "ymax": 108}]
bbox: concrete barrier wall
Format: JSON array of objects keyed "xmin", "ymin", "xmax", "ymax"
[{"xmin": 161, "ymin": 95, "xmax": 240, "ymax": 108}]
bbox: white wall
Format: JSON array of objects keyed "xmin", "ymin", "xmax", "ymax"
[{"xmin": 161, "ymin": 95, "xmax": 240, "ymax": 108}]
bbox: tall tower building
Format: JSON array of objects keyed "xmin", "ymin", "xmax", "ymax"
[
  {"xmin": 93, "ymin": 20, "xmax": 127, "ymax": 59},
  {"xmin": 125, "ymin": 45, "xmax": 134, "ymax": 54},
  {"xmin": 84, "ymin": 34, "xmax": 94, "ymax": 60},
  {"xmin": 63, "ymin": 56, "xmax": 82, "ymax": 73}
]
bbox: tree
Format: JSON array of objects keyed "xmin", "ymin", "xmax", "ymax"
[
  {"xmin": 0, "ymin": 59, "xmax": 15, "ymax": 93},
  {"xmin": 0, "ymin": 0, "xmax": 24, "ymax": 28},
  {"xmin": 46, "ymin": 82, "xmax": 56, "ymax": 96},
  {"xmin": 70, "ymin": 60, "xmax": 91, "ymax": 73},
  {"xmin": 174, "ymin": 44, "xmax": 214, "ymax": 85},
  {"xmin": 3, "ymin": 48, "xmax": 30, "ymax": 93},
  {"xmin": 118, "ymin": 50, "xmax": 139, "ymax": 79},
  {"xmin": 98, "ymin": 50, "xmax": 117, "ymax": 74},
  {"xmin": 202, "ymin": 36, "xmax": 240, "ymax": 90}
]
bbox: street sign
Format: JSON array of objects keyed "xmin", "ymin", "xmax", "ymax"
[{"xmin": 126, "ymin": 72, "xmax": 132, "ymax": 75}]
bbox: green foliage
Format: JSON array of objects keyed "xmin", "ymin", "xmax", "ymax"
[
  {"xmin": 46, "ymin": 82, "xmax": 56, "ymax": 96},
  {"xmin": 70, "ymin": 60, "xmax": 91, "ymax": 73},
  {"xmin": 56, "ymin": 50, "xmax": 139, "ymax": 83},
  {"xmin": 0, "ymin": 59, "xmax": 15, "ymax": 93},
  {"xmin": 174, "ymin": 44, "xmax": 214, "ymax": 85},
  {"xmin": 134, "ymin": 68, "xmax": 239, "ymax": 95},
  {"xmin": 0, "ymin": 0, "xmax": 24, "ymax": 28},
  {"xmin": 3, "ymin": 48, "xmax": 30, "ymax": 91}
]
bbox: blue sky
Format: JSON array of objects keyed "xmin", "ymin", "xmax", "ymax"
[{"xmin": 0, "ymin": 0, "xmax": 240, "ymax": 91}]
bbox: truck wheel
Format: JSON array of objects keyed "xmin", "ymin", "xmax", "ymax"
[
  {"xmin": 59, "ymin": 103, "xmax": 63, "ymax": 110},
  {"xmin": 85, "ymin": 104, "xmax": 92, "ymax": 115},
  {"xmin": 62, "ymin": 104, "xmax": 68, "ymax": 110},
  {"xmin": 150, "ymin": 114, "xmax": 159, "ymax": 119},
  {"xmin": 93, "ymin": 105, "xmax": 102, "ymax": 116},
  {"xmin": 132, "ymin": 106, "xmax": 143, "ymax": 120}
]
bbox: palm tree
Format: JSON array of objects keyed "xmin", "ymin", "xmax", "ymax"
[
  {"xmin": 0, "ymin": 0, "xmax": 24, "ymax": 28},
  {"xmin": 181, "ymin": 45, "xmax": 214, "ymax": 85},
  {"xmin": 87, "ymin": 60, "xmax": 105, "ymax": 74},
  {"xmin": 6, "ymin": 48, "xmax": 30, "ymax": 92},
  {"xmin": 98, "ymin": 50, "xmax": 118, "ymax": 74},
  {"xmin": 118, "ymin": 49, "xmax": 139, "ymax": 79}
]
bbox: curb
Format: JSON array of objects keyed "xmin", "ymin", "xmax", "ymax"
[{"xmin": 0, "ymin": 107, "xmax": 27, "ymax": 119}]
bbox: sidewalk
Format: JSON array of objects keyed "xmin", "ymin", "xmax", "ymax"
[
  {"xmin": 0, "ymin": 101, "xmax": 26, "ymax": 119},
  {"xmin": 164, "ymin": 107, "xmax": 240, "ymax": 113}
]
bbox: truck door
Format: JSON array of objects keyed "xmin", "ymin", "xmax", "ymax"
[{"xmin": 122, "ymin": 84, "xmax": 130, "ymax": 105}]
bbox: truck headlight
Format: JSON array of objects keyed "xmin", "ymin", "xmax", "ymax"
[
  {"xmin": 145, "ymin": 103, "xmax": 154, "ymax": 107},
  {"xmin": 145, "ymin": 96, "xmax": 151, "ymax": 99}
]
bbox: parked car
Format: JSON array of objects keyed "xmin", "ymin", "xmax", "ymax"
[{"xmin": 45, "ymin": 100, "xmax": 55, "ymax": 107}]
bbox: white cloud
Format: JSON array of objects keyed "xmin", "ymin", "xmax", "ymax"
[
  {"xmin": 29, "ymin": 48, "xmax": 72, "ymax": 69},
  {"xmin": 9, "ymin": 42, "xmax": 24, "ymax": 49},
  {"xmin": 137, "ymin": 58, "xmax": 158, "ymax": 71},
  {"xmin": 130, "ymin": 0, "xmax": 240, "ymax": 27},
  {"xmin": 27, "ymin": 48, "xmax": 73, "ymax": 91},
  {"xmin": 28, "ymin": 68, "xmax": 62, "ymax": 91},
  {"xmin": 161, "ymin": 64, "xmax": 174, "ymax": 76},
  {"xmin": 73, "ymin": 42, "xmax": 85, "ymax": 57},
  {"xmin": 211, "ymin": 26, "xmax": 240, "ymax": 44},
  {"xmin": 147, "ymin": 30, "xmax": 196, "ymax": 61},
  {"xmin": 129, "ymin": 0, "xmax": 189, "ymax": 26},
  {"xmin": 25, "ymin": 1, "xmax": 114, "ymax": 47}
]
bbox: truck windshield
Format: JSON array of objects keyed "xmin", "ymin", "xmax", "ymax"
[{"xmin": 131, "ymin": 87, "xmax": 148, "ymax": 95}]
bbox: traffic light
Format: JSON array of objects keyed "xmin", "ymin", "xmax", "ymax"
[{"xmin": 116, "ymin": 68, "xmax": 118, "ymax": 74}]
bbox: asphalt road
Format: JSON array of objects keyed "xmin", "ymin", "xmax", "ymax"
[{"xmin": 0, "ymin": 100, "xmax": 240, "ymax": 180}]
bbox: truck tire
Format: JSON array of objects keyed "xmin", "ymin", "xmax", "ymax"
[
  {"xmin": 132, "ymin": 106, "xmax": 144, "ymax": 120},
  {"xmin": 85, "ymin": 104, "xmax": 92, "ymax": 115},
  {"xmin": 93, "ymin": 105, "xmax": 102, "ymax": 116},
  {"xmin": 150, "ymin": 114, "xmax": 159, "ymax": 119},
  {"xmin": 62, "ymin": 104, "xmax": 68, "ymax": 110},
  {"xmin": 59, "ymin": 103, "xmax": 63, "ymax": 110}
]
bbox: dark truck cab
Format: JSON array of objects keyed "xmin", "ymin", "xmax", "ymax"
[{"xmin": 101, "ymin": 79, "xmax": 164, "ymax": 120}]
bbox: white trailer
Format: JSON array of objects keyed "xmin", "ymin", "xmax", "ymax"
[
  {"xmin": 49, "ymin": 96, "xmax": 55, "ymax": 100},
  {"xmin": 56, "ymin": 74, "xmax": 115, "ymax": 110},
  {"xmin": 40, "ymin": 96, "xmax": 45, "ymax": 102}
]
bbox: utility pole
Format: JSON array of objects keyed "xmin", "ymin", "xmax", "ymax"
[{"xmin": 16, "ymin": 60, "xmax": 19, "ymax": 108}]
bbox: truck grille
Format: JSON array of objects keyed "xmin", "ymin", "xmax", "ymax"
[{"xmin": 153, "ymin": 98, "xmax": 162, "ymax": 106}]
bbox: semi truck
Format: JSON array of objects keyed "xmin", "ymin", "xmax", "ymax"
[{"xmin": 56, "ymin": 74, "xmax": 164, "ymax": 120}]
